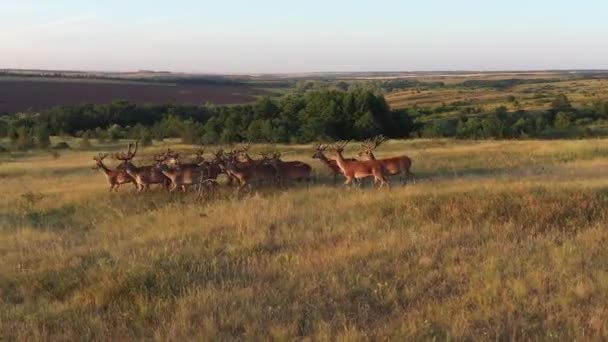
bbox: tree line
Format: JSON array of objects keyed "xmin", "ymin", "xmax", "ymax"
[
  {"xmin": 0, "ymin": 89, "xmax": 417, "ymax": 149},
  {"xmin": 1, "ymin": 89, "xmax": 607, "ymax": 151}
]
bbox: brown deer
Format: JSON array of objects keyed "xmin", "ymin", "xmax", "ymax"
[
  {"xmin": 332, "ymin": 141, "xmax": 390, "ymax": 188},
  {"xmin": 218, "ymin": 151, "xmax": 278, "ymax": 191},
  {"xmin": 115, "ymin": 142, "xmax": 168, "ymax": 192},
  {"xmin": 312, "ymin": 144, "xmax": 357, "ymax": 184},
  {"xmin": 359, "ymin": 135, "xmax": 415, "ymax": 184},
  {"xmin": 158, "ymin": 148, "xmax": 221, "ymax": 192},
  {"xmin": 92, "ymin": 153, "xmax": 135, "ymax": 191},
  {"xmin": 269, "ymin": 152, "xmax": 312, "ymax": 184}
]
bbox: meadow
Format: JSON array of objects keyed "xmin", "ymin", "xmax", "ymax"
[
  {"xmin": 386, "ymin": 78, "xmax": 608, "ymax": 119},
  {"xmin": 1, "ymin": 138, "xmax": 608, "ymax": 340}
]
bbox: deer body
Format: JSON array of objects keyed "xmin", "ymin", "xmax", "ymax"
[
  {"xmin": 364, "ymin": 151, "xmax": 415, "ymax": 182},
  {"xmin": 123, "ymin": 163, "xmax": 168, "ymax": 192},
  {"xmin": 93, "ymin": 154, "xmax": 134, "ymax": 191},
  {"xmin": 269, "ymin": 154, "xmax": 312, "ymax": 184},
  {"xmin": 115, "ymin": 142, "xmax": 168, "ymax": 192},
  {"xmin": 312, "ymin": 146, "xmax": 357, "ymax": 183},
  {"xmin": 159, "ymin": 163, "xmax": 208, "ymax": 192},
  {"xmin": 359, "ymin": 136, "xmax": 415, "ymax": 184},
  {"xmin": 221, "ymin": 154, "xmax": 278, "ymax": 191},
  {"xmin": 333, "ymin": 142, "xmax": 389, "ymax": 188}
]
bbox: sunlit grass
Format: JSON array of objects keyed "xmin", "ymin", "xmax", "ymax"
[{"xmin": 1, "ymin": 139, "xmax": 608, "ymax": 340}]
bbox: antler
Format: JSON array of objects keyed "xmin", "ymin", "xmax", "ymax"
[
  {"xmin": 332, "ymin": 140, "xmax": 350, "ymax": 151},
  {"xmin": 115, "ymin": 143, "xmax": 134, "ymax": 161},
  {"xmin": 196, "ymin": 146, "xmax": 206, "ymax": 157},
  {"xmin": 313, "ymin": 143, "xmax": 328, "ymax": 152},
  {"xmin": 131, "ymin": 141, "xmax": 139, "ymax": 158},
  {"xmin": 370, "ymin": 135, "xmax": 386, "ymax": 150},
  {"xmin": 93, "ymin": 152, "xmax": 108, "ymax": 161}
]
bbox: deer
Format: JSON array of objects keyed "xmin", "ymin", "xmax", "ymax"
[
  {"xmin": 115, "ymin": 142, "xmax": 169, "ymax": 192},
  {"xmin": 331, "ymin": 141, "xmax": 390, "ymax": 188},
  {"xmin": 158, "ymin": 148, "xmax": 221, "ymax": 192},
  {"xmin": 218, "ymin": 151, "xmax": 278, "ymax": 192},
  {"xmin": 268, "ymin": 152, "xmax": 312, "ymax": 185},
  {"xmin": 312, "ymin": 144, "xmax": 358, "ymax": 184},
  {"xmin": 358, "ymin": 135, "xmax": 415, "ymax": 184},
  {"xmin": 92, "ymin": 153, "xmax": 135, "ymax": 191}
]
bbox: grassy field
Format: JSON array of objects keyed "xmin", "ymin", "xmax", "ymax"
[
  {"xmin": 386, "ymin": 78, "xmax": 608, "ymax": 117},
  {"xmin": 1, "ymin": 138, "xmax": 608, "ymax": 340}
]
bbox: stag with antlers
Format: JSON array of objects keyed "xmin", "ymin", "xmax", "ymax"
[
  {"xmin": 331, "ymin": 141, "xmax": 389, "ymax": 188},
  {"xmin": 92, "ymin": 153, "xmax": 135, "ymax": 191},
  {"xmin": 115, "ymin": 142, "xmax": 168, "ymax": 192},
  {"xmin": 359, "ymin": 135, "xmax": 415, "ymax": 184},
  {"xmin": 312, "ymin": 144, "xmax": 358, "ymax": 184}
]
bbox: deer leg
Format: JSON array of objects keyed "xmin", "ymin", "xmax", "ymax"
[
  {"xmin": 344, "ymin": 176, "xmax": 354, "ymax": 187},
  {"xmin": 109, "ymin": 184, "xmax": 115, "ymax": 192}
]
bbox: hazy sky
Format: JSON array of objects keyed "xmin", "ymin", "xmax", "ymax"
[{"xmin": 2, "ymin": 0, "xmax": 608, "ymax": 73}]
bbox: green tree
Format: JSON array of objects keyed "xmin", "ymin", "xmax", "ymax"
[
  {"xmin": 481, "ymin": 116, "xmax": 505, "ymax": 138},
  {"xmin": 247, "ymin": 119, "xmax": 273, "ymax": 142},
  {"xmin": 15, "ymin": 127, "xmax": 34, "ymax": 150},
  {"xmin": 354, "ymin": 111, "xmax": 381, "ymax": 139},
  {"xmin": 554, "ymin": 111, "xmax": 573, "ymax": 129},
  {"xmin": 535, "ymin": 115, "xmax": 548, "ymax": 132},
  {"xmin": 551, "ymin": 94, "xmax": 573, "ymax": 114},
  {"xmin": 35, "ymin": 125, "xmax": 51, "ymax": 149},
  {"xmin": 140, "ymin": 128, "xmax": 153, "ymax": 147}
]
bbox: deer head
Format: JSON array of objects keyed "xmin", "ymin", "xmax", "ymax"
[
  {"xmin": 92, "ymin": 153, "xmax": 108, "ymax": 169},
  {"xmin": 359, "ymin": 135, "xmax": 386, "ymax": 157},
  {"xmin": 312, "ymin": 143, "xmax": 329, "ymax": 159},
  {"xmin": 194, "ymin": 146, "xmax": 206, "ymax": 164},
  {"xmin": 332, "ymin": 141, "xmax": 350, "ymax": 154}
]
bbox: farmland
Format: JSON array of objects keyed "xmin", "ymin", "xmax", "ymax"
[
  {"xmin": 2, "ymin": 138, "xmax": 608, "ymax": 340},
  {"xmin": 0, "ymin": 77, "xmax": 268, "ymax": 114}
]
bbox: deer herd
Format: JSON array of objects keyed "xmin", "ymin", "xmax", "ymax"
[{"xmin": 92, "ymin": 136, "xmax": 415, "ymax": 194}]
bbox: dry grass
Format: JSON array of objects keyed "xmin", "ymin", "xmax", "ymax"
[
  {"xmin": 387, "ymin": 78, "xmax": 608, "ymax": 115},
  {"xmin": 1, "ymin": 139, "xmax": 608, "ymax": 340}
]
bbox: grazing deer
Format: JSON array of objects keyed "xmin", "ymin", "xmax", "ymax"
[
  {"xmin": 332, "ymin": 141, "xmax": 390, "ymax": 188},
  {"xmin": 115, "ymin": 142, "xmax": 168, "ymax": 192},
  {"xmin": 92, "ymin": 153, "xmax": 135, "ymax": 191},
  {"xmin": 312, "ymin": 144, "xmax": 357, "ymax": 184},
  {"xmin": 269, "ymin": 152, "xmax": 312, "ymax": 184},
  {"xmin": 219, "ymin": 151, "xmax": 278, "ymax": 191},
  {"xmin": 359, "ymin": 136, "xmax": 415, "ymax": 184}
]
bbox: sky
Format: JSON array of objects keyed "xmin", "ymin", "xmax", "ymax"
[{"xmin": 2, "ymin": 0, "xmax": 608, "ymax": 73}]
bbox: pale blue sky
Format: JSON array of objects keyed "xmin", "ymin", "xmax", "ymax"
[{"xmin": 2, "ymin": 0, "xmax": 607, "ymax": 73}]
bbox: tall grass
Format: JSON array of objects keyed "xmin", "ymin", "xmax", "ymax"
[{"xmin": 1, "ymin": 139, "xmax": 608, "ymax": 340}]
